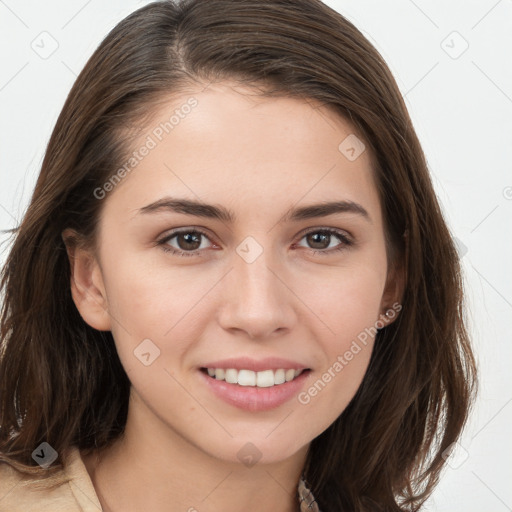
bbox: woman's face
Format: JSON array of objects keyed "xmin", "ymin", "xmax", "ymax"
[{"xmin": 72, "ymin": 81, "xmax": 399, "ymax": 465}]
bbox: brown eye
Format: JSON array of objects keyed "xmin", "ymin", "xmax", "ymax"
[
  {"xmin": 158, "ymin": 229, "xmax": 213, "ymax": 257},
  {"xmin": 296, "ymin": 228, "xmax": 353, "ymax": 255},
  {"xmin": 173, "ymin": 232, "xmax": 203, "ymax": 251}
]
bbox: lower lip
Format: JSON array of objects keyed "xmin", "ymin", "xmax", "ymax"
[{"xmin": 199, "ymin": 369, "xmax": 311, "ymax": 411}]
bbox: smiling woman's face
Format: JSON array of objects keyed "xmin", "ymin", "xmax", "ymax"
[{"xmin": 69, "ymin": 81, "xmax": 400, "ymax": 465}]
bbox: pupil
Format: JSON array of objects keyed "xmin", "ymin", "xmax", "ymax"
[
  {"xmin": 179, "ymin": 232, "xmax": 200, "ymax": 250},
  {"xmin": 308, "ymin": 232, "xmax": 329, "ymax": 249}
]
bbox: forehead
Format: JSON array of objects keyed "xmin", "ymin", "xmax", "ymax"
[{"xmin": 101, "ymin": 82, "xmax": 381, "ymax": 227}]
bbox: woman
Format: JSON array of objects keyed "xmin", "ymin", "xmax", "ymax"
[{"xmin": 0, "ymin": 0, "xmax": 477, "ymax": 510}]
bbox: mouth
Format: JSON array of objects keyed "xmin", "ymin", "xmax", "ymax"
[
  {"xmin": 198, "ymin": 366, "xmax": 312, "ymax": 411},
  {"xmin": 200, "ymin": 367, "xmax": 310, "ymax": 388},
  {"xmin": 197, "ymin": 356, "xmax": 312, "ymax": 411}
]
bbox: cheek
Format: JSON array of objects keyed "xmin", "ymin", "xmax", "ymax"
[
  {"xmin": 291, "ymin": 262, "xmax": 385, "ymax": 423},
  {"xmin": 97, "ymin": 252, "xmax": 191, "ymax": 377},
  {"xmin": 296, "ymin": 341, "xmax": 373, "ymax": 439},
  {"xmin": 102, "ymin": 250, "xmax": 208, "ymax": 331},
  {"xmin": 293, "ymin": 258, "xmax": 386, "ymax": 343}
]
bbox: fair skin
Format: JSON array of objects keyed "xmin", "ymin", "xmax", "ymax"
[{"xmin": 64, "ymin": 81, "xmax": 401, "ymax": 512}]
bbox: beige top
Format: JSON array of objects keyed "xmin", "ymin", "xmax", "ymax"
[{"xmin": 0, "ymin": 446, "xmax": 102, "ymax": 512}]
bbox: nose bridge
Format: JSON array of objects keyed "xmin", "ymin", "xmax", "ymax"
[
  {"xmin": 217, "ymin": 234, "xmax": 295, "ymax": 337},
  {"xmin": 234, "ymin": 234, "xmax": 283, "ymax": 303}
]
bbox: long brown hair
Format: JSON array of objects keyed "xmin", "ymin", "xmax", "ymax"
[{"xmin": 0, "ymin": 1, "xmax": 477, "ymax": 510}]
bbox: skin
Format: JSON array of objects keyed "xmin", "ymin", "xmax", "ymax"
[{"xmin": 64, "ymin": 81, "xmax": 402, "ymax": 512}]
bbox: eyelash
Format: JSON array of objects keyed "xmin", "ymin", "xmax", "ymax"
[{"xmin": 156, "ymin": 227, "xmax": 353, "ymax": 258}]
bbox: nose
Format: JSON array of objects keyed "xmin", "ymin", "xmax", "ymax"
[{"xmin": 216, "ymin": 242, "xmax": 296, "ymax": 340}]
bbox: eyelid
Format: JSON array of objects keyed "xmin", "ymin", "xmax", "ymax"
[
  {"xmin": 157, "ymin": 226, "xmax": 218, "ymax": 251},
  {"xmin": 297, "ymin": 225, "xmax": 353, "ymax": 241},
  {"xmin": 158, "ymin": 225, "xmax": 353, "ymax": 242}
]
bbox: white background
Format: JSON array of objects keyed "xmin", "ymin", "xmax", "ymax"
[{"xmin": 1, "ymin": 1, "xmax": 511, "ymax": 510}]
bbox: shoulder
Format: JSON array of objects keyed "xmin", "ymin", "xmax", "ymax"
[
  {"xmin": 0, "ymin": 459, "xmax": 73, "ymax": 512},
  {"xmin": 0, "ymin": 446, "xmax": 102, "ymax": 512}
]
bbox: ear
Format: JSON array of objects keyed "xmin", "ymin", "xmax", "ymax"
[
  {"xmin": 377, "ymin": 252, "xmax": 405, "ymax": 329},
  {"xmin": 62, "ymin": 228, "xmax": 112, "ymax": 331}
]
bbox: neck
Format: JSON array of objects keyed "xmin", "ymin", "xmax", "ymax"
[{"xmin": 82, "ymin": 390, "xmax": 308, "ymax": 512}]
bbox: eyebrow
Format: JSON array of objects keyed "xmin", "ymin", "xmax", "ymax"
[{"xmin": 137, "ymin": 197, "xmax": 371, "ymax": 223}]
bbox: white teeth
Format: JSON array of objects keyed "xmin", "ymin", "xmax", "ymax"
[
  {"xmin": 225, "ymin": 368, "xmax": 238, "ymax": 384},
  {"xmin": 256, "ymin": 369, "xmax": 274, "ymax": 388},
  {"xmin": 238, "ymin": 369, "xmax": 256, "ymax": 386},
  {"xmin": 274, "ymin": 369, "xmax": 285, "ymax": 385},
  {"xmin": 206, "ymin": 367, "xmax": 305, "ymax": 387}
]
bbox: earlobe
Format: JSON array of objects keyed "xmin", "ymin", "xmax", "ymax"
[
  {"xmin": 62, "ymin": 228, "xmax": 112, "ymax": 331},
  {"xmin": 377, "ymin": 302, "xmax": 403, "ymax": 329}
]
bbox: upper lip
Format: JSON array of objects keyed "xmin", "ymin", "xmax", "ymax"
[{"xmin": 200, "ymin": 357, "xmax": 310, "ymax": 372}]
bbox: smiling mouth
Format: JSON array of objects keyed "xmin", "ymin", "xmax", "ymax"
[{"xmin": 200, "ymin": 367, "xmax": 311, "ymax": 388}]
